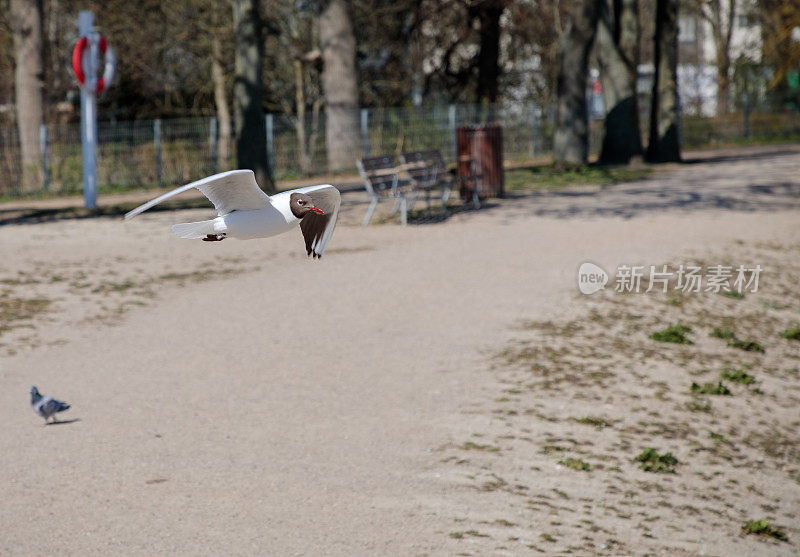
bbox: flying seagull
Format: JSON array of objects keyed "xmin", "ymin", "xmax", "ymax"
[
  {"xmin": 30, "ymin": 386, "xmax": 71, "ymax": 424},
  {"xmin": 124, "ymin": 170, "xmax": 341, "ymax": 258}
]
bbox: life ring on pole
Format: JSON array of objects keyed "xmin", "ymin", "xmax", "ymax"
[{"xmin": 72, "ymin": 35, "xmax": 116, "ymax": 94}]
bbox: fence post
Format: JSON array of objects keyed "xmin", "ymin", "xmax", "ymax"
[
  {"xmin": 265, "ymin": 113, "xmax": 275, "ymax": 174},
  {"xmin": 209, "ymin": 117, "xmax": 218, "ymax": 174},
  {"xmin": 530, "ymin": 102, "xmax": 539, "ymax": 157},
  {"xmin": 360, "ymin": 108, "xmax": 370, "ymax": 158},
  {"xmin": 448, "ymin": 104, "xmax": 457, "ymax": 161},
  {"xmin": 39, "ymin": 124, "xmax": 49, "ymax": 191},
  {"xmin": 154, "ymin": 118, "xmax": 162, "ymax": 185},
  {"xmin": 742, "ymin": 92, "xmax": 750, "ymax": 139}
]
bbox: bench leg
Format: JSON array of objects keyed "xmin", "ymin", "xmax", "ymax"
[
  {"xmin": 362, "ymin": 197, "xmax": 379, "ymax": 227},
  {"xmin": 441, "ymin": 187, "xmax": 451, "ymax": 213},
  {"xmin": 406, "ymin": 190, "xmax": 419, "ymax": 213},
  {"xmin": 400, "ymin": 195, "xmax": 407, "ymax": 226},
  {"xmin": 389, "ymin": 196, "xmax": 402, "ymax": 217},
  {"xmin": 472, "ymin": 182, "xmax": 481, "ymax": 209}
]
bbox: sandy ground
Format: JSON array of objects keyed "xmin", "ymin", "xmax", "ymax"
[{"xmin": 1, "ymin": 144, "xmax": 799, "ymax": 555}]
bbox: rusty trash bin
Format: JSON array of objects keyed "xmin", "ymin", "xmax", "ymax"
[{"xmin": 456, "ymin": 124, "xmax": 504, "ymax": 203}]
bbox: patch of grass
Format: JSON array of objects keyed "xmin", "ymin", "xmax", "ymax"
[
  {"xmin": 650, "ymin": 324, "xmax": 693, "ymax": 344},
  {"xmin": 690, "ymin": 381, "xmax": 732, "ymax": 396},
  {"xmin": 504, "ymin": 164, "xmax": 651, "ymax": 192},
  {"xmin": 721, "ymin": 290, "xmax": 745, "ymax": 300},
  {"xmin": 741, "ymin": 519, "xmax": 788, "ymax": 542},
  {"xmin": 559, "ymin": 458, "xmax": 592, "ymax": 471},
  {"xmin": 710, "ymin": 327, "xmax": 735, "ymax": 340},
  {"xmin": 448, "ymin": 531, "xmax": 464, "ymax": 539},
  {"xmin": 709, "ymin": 432, "xmax": 733, "ymax": 445},
  {"xmin": 635, "ymin": 448, "xmax": 679, "ymax": 473},
  {"xmin": 720, "ymin": 369, "xmax": 756, "ymax": 385},
  {"xmin": 686, "ymin": 399, "xmax": 712, "ymax": 413},
  {"xmin": 91, "ymin": 279, "xmax": 138, "ymax": 294},
  {"xmin": 539, "ymin": 533, "xmax": 557, "ymax": 543},
  {"xmin": 573, "ymin": 416, "xmax": 612, "ymax": 428},
  {"xmin": 460, "ymin": 441, "xmax": 500, "ymax": 452},
  {"xmin": 727, "ymin": 338, "xmax": 765, "ymax": 353},
  {"xmin": 0, "ymin": 295, "xmax": 52, "ymax": 334},
  {"xmin": 780, "ymin": 326, "xmax": 800, "ymax": 341}
]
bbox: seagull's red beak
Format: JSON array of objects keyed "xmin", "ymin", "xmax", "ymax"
[{"xmin": 308, "ymin": 206, "xmax": 325, "ymax": 215}]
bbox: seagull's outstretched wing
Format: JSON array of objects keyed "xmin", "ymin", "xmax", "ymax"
[
  {"xmin": 296, "ymin": 185, "xmax": 341, "ymax": 258},
  {"xmin": 124, "ymin": 170, "xmax": 271, "ymax": 220}
]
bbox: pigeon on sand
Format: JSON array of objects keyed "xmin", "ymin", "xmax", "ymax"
[
  {"xmin": 124, "ymin": 170, "xmax": 341, "ymax": 258},
  {"xmin": 30, "ymin": 386, "xmax": 71, "ymax": 424}
]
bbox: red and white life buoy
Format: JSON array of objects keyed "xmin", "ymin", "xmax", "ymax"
[{"xmin": 72, "ymin": 35, "xmax": 116, "ymax": 94}]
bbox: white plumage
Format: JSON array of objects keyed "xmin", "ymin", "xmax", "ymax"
[{"xmin": 124, "ymin": 170, "xmax": 341, "ymax": 258}]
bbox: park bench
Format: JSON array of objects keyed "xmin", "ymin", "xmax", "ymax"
[
  {"xmin": 398, "ymin": 149, "xmax": 454, "ymax": 213},
  {"xmin": 356, "ymin": 155, "xmax": 416, "ymax": 226}
]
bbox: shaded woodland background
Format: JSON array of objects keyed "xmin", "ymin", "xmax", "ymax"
[{"xmin": 2, "ymin": 0, "xmax": 800, "ymax": 193}]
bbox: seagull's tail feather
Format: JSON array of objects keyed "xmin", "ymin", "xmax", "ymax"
[{"xmin": 171, "ymin": 220, "xmax": 216, "ymax": 239}]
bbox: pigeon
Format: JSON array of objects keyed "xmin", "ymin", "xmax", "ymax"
[
  {"xmin": 30, "ymin": 386, "xmax": 71, "ymax": 424},
  {"xmin": 124, "ymin": 170, "xmax": 341, "ymax": 258}
]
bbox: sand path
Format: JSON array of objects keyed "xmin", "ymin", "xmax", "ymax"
[{"xmin": 1, "ymin": 145, "xmax": 798, "ymax": 555}]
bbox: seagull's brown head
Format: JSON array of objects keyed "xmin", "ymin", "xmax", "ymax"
[{"xmin": 290, "ymin": 192, "xmax": 325, "ymax": 218}]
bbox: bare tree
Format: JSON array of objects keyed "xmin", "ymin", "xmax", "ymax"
[
  {"xmin": 757, "ymin": 0, "xmax": 800, "ymax": 109},
  {"xmin": 597, "ymin": 0, "xmax": 643, "ymax": 164},
  {"xmin": 697, "ymin": 0, "xmax": 736, "ymax": 115},
  {"xmin": 211, "ymin": 36, "xmax": 232, "ymax": 162},
  {"xmin": 10, "ymin": 0, "xmax": 44, "ymax": 191},
  {"xmin": 553, "ymin": 0, "xmax": 600, "ymax": 167},
  {"xmin": 646, "ymin": 0, "xmax": 681, "ymax": 162},
  {"xmin": 319, "ymin": 0, "xmax": 360, "ymax": 171},
  {"xmin": 270, "ymin": 1, "xmax": 323, "ymax": 173},
  {"xmin": 231, "ymin": 0, "xmax": 274, "ymax": 192}
]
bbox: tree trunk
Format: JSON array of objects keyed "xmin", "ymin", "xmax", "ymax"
[
  {"xmin": 319, "ymin": 0, "xmax": 360, "ymax": 171},
  {"xmin": 716, "ymin": 57, "xmax": 731, "ymax": 115},
  {"xmin": 646, "ymin": 0, "xmax": 681, "ymax": 162},
  {"xmin": 10, "ymin": 0, "xmax": 44, "ymax": 192},
  {"xmin": 294, "ymin": 59, "xmax": 313, "ymax": 172},
  {"xmin": 211, "ymin": 36, "xmax": 232, "ymax": 162},
  {"xmin": 703, "ymin": 0, "xmax": 736, "ymax": 115},
  {"xmin": 553, "ymin": 0, "xmax": 600, "ymax": 167},
  {"xmin": 475, "ymin": 0, "xmax": 504, "ymax": 104},
  {"xmin": 598, "ymin": 0, "xmax": 643, "ymax": 164},
  {"xmin": 231, "ymin": 0, "xmax": 274, "ymax": 192}
]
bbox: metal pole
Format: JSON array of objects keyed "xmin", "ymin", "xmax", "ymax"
[
  {"xmin": 743, "ymin": 92, "xmax": 750, "ymax": 139},
  {"xmin": 209, "ymin": 116, "xmax": 218, "ymax": 174},
  {"xmin": 265, "ymin": 114, "xmax": 275, "ymax": 174},
  {"xmin": 360, "ymin": 108, "xmax": 369, "ymax": 158},
  {"xmin": 79, "ymin": 10, "xmax": 98, "ymax": 208},
  {"xmin": 154, "ymin": 118, "xmax": 162, "ymax": 185},
  {"xmin": 39, "ymin": 124, "xmax": 49, "ymax": 191},
  {"xmin": 530, "ymin": 102, "xmax": 539, "ymax": 157},
  {"xmin": 448, "ymin": 104, "xmax": 457, "ymax": 161}
]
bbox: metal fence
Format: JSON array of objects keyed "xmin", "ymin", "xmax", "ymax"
[{"xmin": 1, "ymin": 101, "xmax": 799, "ymax": 197}]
